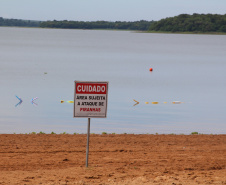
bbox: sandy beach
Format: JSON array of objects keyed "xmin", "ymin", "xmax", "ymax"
[{"xmin": 0, "ymin": 134, "xmax": 225, "ymax": 184}]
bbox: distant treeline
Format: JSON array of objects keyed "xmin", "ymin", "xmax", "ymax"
[
  {"xmin": 1, "ymin": 14, "xmax": 226, "ymax": 33},
  {"xmin": 0, "ymin": 17, "xmax": 41, "ymax": 27},
  {"xmin": 149, "ymin": 14, "xmax": 226, "ymax": 32},
  {"xmin": 39, "ymin": 20, "xmax": 153, "ymax": 31}
]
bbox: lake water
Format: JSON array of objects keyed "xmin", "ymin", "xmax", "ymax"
[{"xmin": 0, "ymin": 27, "xmax": 226, "ymax": 134}]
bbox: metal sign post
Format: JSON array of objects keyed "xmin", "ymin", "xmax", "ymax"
[
  {"xmin": 74, "ymin": 81, "xmax": 108, "ymax": 168},
  {"xmin": 86, "ymin": 118, "xmax": 91, "ymax": 167}
]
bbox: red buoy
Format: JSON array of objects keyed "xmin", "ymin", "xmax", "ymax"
[{"xmin": 149, "ymin": 68, "xmax": 153, "ymax": 71}]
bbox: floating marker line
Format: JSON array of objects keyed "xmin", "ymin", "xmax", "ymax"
[
  {"xmin": 31, "ymin": 97, "xmax": 38, "ymax": 106},
  {"xmin": 133, "ymin": 99, "xmax": 140, "ymax": 106},
  {"xmin": 61, "ymin": 100, "xmax": 74, "ymax": 103},
  {"xmin": 152, "ymin": 102, "xmax": 159, "ymax": 104},
  {"xmin": 172, "ymin": 101, "xmax": 184, "ymax": 104},
  {"xmin": 15, "ymin": 102, "xmax": 22, "ymax": 107},
  {"xmin": 133, "ymin": 99, "xmax": 139, "ymax": 103},
  {"xmin": 15, "ymin": 95, "xmax": 23, "ymax": 107},
  {"xmin": 16, "ymin": 95, "xmax": 22, "ymax": 102},
  {"xmin": 67, "ymin": 100, "xmax": 74, "ymax": 103},
  {"xmin": 133, "ymin": 100, "xmax": 184, "ymax": 106}
]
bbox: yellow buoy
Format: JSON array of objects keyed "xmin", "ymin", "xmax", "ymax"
[
  {"xmin": 152, "ymin": 102, "xmax": 159, "ymax": 104},
  {"xmin": 172, "ymin": 101, "xmax": 182, "ymax": 104},
  {"xmin": 67, "ymin": 100, "xmax": 74, "ymax": 103},
  {"xmin": 145, "ymin": 102, "xmax": 149, "ymax": 104}
]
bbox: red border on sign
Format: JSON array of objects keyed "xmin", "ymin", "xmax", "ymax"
[{"xmin": 76, "ymin": 83, "xmax": 107, "ymax": 94}]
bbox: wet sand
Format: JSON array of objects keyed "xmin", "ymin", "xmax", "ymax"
[{"xmin": 0, "ymin": 134, "xmax": 225, "ymax": 184}]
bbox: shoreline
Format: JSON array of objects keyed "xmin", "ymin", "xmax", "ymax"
[
  {"xmin": 1, "ymin": 132, "xmax": 225, "ymax": 135},
  {"xmin": 146, "ymin": 30, "xmax": 226, "ymax": 35},
  {"xmin": 1, "ymin": 26, "xmax": 226, "ymax": 35}
]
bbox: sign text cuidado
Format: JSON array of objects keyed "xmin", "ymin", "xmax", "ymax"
[{"xmin": 74, "ymin": 81, "xmax": 108, "ymax": 118}]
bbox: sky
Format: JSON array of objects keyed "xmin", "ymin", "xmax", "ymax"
[{"xmin": 0, "ymin": 0, "xmax": 226, "ymax": 22}]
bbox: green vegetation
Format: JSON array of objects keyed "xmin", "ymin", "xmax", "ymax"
[
  {"xmin": 40, "ymin": 20, "xmax": 153, "ymax": 31},
  {"xmin": 0, "ymin": 17, "xmax": 40, "ymax": 27},
  {"xmin": 2, "ymin": 14, "xmax": 226, "ymax": 34},
  {"xmin": 0, "ymin": 17, "xmax": 153, "ymax": 31},
  {"xmin": 191, "ymin": 132, "xmax": 199, "ymax": 135},
  {"xmin": 149, "ymin": 13, "xmax": 226, "ymax": 33},
  {"xmin": 102, "ymin": 132, "xmax": 107, "ymax": 135}
]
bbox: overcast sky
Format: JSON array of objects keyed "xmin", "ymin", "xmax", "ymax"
[{"xmin": 1, "ymin": 0, "xmax": 226, "ymax": 21}]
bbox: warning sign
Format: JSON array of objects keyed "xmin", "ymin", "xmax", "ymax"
[{"xmin": 74, "ymin": 81, "xmax": 108, "ymax": 118}]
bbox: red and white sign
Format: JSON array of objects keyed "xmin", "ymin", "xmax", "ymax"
[{"xmin": 74, "ymin": 81, "xmax": 108, "ymax": 118}]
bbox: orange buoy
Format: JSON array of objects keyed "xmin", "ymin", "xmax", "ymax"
[
  {"xmin": 152, "ymin": 102, "xmax": 159, "ymax": 104},
  {"xmin": 149, "ymin": 68, "xmax": 153, "ymax": 71}
]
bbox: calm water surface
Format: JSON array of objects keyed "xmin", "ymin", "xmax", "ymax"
[{"xmin": 0, "ymin": 27, "xmax": 226, "ymax": 134}]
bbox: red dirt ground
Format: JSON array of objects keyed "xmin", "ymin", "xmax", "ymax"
[{"xmin": 0, "ymin": 134, "xmax": 225, "ymax": 184}]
